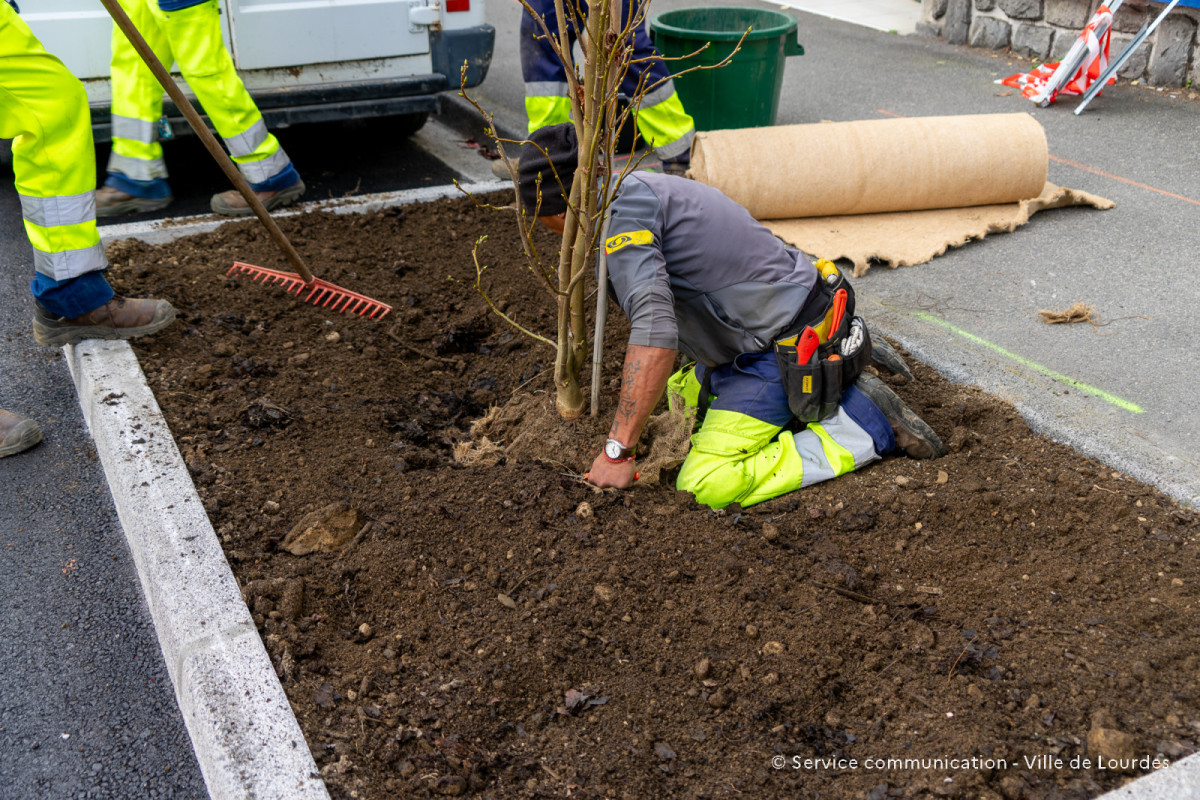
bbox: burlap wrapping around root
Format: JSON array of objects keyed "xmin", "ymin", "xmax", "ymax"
[
  {"xmin": 689, "ymin": 113, "xmax": 1114, "ymax": 277},
  {"xmin": 634, "ymin": 407, "xmax": 695, "ymax": 486},
  {"xmin": 453, "ymin": 392, "xmax": 695, "ymax": 486},
  {"xmin": 452, "ymin": 392, "xmax": 568, "ymax": 469}
]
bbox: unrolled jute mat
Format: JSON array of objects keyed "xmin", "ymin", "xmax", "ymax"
[{"xmin": 688, "ymin": 113, "xmax": 1114, "ymax": 276}]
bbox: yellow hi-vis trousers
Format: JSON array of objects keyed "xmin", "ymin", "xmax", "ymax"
[
  {"xmin": 519, "ymin": 0, "xmax": 695, "ymax": 161},
  {"xmin": 667, "ymin": 360, "xmax": 885, "ymax": 509},
  {"xmin": 0, "ymin": 3, "xmax": 107, "ymax": 283},
  {"xmin": 525, "ymin": 86, "xmax": 694, "ymax": 162},
  {"xmin": 107, "ymin": 0, "xmax": 293, "ymax": 188}
]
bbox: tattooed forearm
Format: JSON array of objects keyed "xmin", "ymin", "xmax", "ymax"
[
  {"xmin": 609, "ymin": 345, "xmax": 678, "ymax": 446},
  {"xmin": 615, "ymin": 358, "xmax": 644, "ymax": 427}
]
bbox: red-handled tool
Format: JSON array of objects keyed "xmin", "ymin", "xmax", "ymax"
[
  {"xmin": 829, "ymin": 288, "xmax": 848, "ymax": 336},
  {"xmin": 796, "ymin": 326, "xmax": 820, "ymax": 364}
]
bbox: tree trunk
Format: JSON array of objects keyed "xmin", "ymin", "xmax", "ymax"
[{"xmin": 553, "ymin": 174, "xmax": 587, "ymax": 419}]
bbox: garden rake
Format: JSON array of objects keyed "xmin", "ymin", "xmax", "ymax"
[{"xmin": 100, "ymin": 0, "xmax": 392, "ymax": 319}]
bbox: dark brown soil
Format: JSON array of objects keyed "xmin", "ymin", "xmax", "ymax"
[{"xmin": 110, "ymin": 191, "xmax": 1200, "ymax": 800}]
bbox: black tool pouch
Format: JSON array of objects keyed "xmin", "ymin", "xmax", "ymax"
[
  {"xmin": 774, "ymin": 264, "xmax": 873, "ymax": 423},
  {"xmin": 775, "ymin": 343, "xmax": 831, "ymax": 424},
  {"xmin": 774, "ymin": 317, "xmax": 872, "ymax": 423}
]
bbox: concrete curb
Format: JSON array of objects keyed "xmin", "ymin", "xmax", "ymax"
[
  {"xmin": 438, "ymin": 86, "xmax": 525, "ymax": 145},
  {"xmin": 1097, "ymin": 752, "xmax": 1200, "ymax": 799},
  {"xmin": 98, "ymin": 177, "xmax": 509, "ymax": 248},
  {"xmin": 66, "ymin": 339, "xmax": 328, "ymax": 800}
]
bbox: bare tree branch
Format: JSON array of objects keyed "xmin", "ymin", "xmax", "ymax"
[{"xmin": 472, "ymin": 236, "xmax": 556, "ymax": 349}]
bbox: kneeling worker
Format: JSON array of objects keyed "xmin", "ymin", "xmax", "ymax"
[{"xmin": 517, "ymin": 124, "xmax": 945, "ymax": 509}]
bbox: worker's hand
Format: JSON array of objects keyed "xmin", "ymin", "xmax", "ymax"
[{"xmin": 586, "ymin": 451, "xmax": 638, "ymax": 489}]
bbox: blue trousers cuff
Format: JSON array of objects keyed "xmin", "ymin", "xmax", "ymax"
[
  {"xmin": 105, "ymin": 173, "xmax": 173, "ymax": 199},
  {"xmin": 249, "ymin": 164, "xmax": 301, "ymax": 193},
  {"xmin": 31, "ymin": 271, "xmax": 115, "ymax": 320},
  {"xmin": 840, "ymin": 384, "xmax": 897, "ymax": 455}
]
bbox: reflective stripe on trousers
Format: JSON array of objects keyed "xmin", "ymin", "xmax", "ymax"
[
  {"xmin": 668, "ymin": 361, "xmax": 882, "ymax": 509},
  {"xmin": 107, "ymin": 0, "xmax": 292, "ymax": 186},
  {"xmin": 524, "ymin": 85, "xmax": 694, "ymax": 161},
  {"xmin": 520, "ymin": 0, "xmax": 695, "ymax": 159},
  {"xmin": 0, "ymin": 4, "xmax": 107, "ymax": 281}
]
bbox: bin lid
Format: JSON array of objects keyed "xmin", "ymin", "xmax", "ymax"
[{"xmin": 650, "ymin": 6, "xmax": 798, "ymax": 41}]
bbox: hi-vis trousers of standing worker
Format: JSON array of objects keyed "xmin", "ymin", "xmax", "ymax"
[
  {"xmin": 1, "ymin": 3, "xmax": 117, "ymax": 318},
  {"xmin": 668, "ymin": 352, "xmax": 897, "ymax": 509},
  {"xmin": 519, "ymin": 0, "xmax": 694, "ymax": 162},
  {"xmin": 105, "ymin": 0, "xmax": 299, "ymax": 198}
]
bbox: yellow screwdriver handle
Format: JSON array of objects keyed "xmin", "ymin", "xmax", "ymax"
[{"xmin": 815, "ymin": 259, "xmax": 840, "ymax": 285}]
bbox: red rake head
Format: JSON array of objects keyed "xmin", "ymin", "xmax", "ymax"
[{"xmin": 227, "ymin": 262, "xmax": 392, "ymax": 319}]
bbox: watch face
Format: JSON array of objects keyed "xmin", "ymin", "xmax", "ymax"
[{"xmin": 605, "ymin": 439, "xmax": 625, "ymax": 460}]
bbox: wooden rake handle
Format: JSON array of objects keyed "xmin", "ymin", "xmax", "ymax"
[{"xmin": 99, "ymin": 0, "xmax": 315, "ymax": 284}]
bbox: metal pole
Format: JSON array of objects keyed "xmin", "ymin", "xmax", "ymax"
[{"xmin": 1075, "ymin": 0, "xmax": 1181, "ymax": 115}]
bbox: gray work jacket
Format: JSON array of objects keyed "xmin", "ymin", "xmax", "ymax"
[{"xmin": 601, "ymin": 172, "xmax": 819, "ymax": 367}]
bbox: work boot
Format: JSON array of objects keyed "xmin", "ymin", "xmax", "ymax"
[
  {"xmin": 661, "ymin": 157, "xmax": 690, "ymax": 178},
  {"xmin": 95, "ymin": 185, "xmax": 174, "ymax": 217},
  {"xmin": 869, "ymin": 331, "xmax": 914, "ymax": 381},
  {"xmin": 855, "ymin": 373, "xmax": 946, "ymax": 459},
  {"xmin": 32, "ymin": 295, "xmax": 176, "ymax": 347},
  {"xmin": 210, "ymin": 178, "xmax": 306, "ymax": 217},
  {"xmin": 0, "ymin": 409, "xmax": 42, "ymax": 458}
]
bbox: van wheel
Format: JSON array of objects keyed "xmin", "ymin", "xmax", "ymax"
[{"xmin": 393, "ymin": 112, "xmax": 429, "ymax": 138}]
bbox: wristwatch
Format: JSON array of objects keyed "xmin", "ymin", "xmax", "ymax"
[{"xmin": 603, "ymin": 437, "xmax": 635, "ymax": 463}]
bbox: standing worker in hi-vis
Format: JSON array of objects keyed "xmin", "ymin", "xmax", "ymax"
[
  {"xmin": 96, "ymin": 0, "xmax": 305, "ymax": 217},
  {"xmin": 1, "ymin": 0, "xmax": 176, "ymax": 454},
  {"xmin": 518, "ymin": 0, "xmax": 695, "ymax": 176}
]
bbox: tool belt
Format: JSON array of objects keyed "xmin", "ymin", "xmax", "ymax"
[{"xmin": 772, "ymin": 260, "xmax": 872, "ymax": 423}]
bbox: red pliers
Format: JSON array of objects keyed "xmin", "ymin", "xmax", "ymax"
[{"xmin": 829, "ymin": 288, "xmax": 848, "ymax": 336}]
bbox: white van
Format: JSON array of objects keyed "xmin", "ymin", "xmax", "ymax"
[{"xmin": 16, "ymin": 0, "xmax": 494, "ymax": 143}]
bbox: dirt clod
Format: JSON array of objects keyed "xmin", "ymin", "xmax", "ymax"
[{"xmin": 281, "ymin": 503, "xmax": 364, "ymax": 555}]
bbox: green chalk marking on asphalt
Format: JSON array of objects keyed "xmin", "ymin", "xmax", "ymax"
[{"xmin": 914, "ymin": 312, "xmax": 1144, "ymax": 414}]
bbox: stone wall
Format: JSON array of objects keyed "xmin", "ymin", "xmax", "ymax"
[{"xmin": 918, "ymin": 0, "xmax": 1199, "ymax": 89}]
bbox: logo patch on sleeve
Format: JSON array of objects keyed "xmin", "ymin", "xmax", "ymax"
[{"xmin": 605, "ymin": 229, "xmax": 653, "ymax": 254}]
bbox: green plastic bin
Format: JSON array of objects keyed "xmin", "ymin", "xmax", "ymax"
[{"xmin": 650, "ymin": 7, "xmax": 803, "ymax": 131}]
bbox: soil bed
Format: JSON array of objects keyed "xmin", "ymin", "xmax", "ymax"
[{"xmin": 111, "ymin": 191, "xmax": 1200, "ymax": 800}]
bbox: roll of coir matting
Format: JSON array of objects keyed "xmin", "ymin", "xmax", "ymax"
[{"xmin": 689, "ymin": 113, "xmax": 1113, "ymax": 275}]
